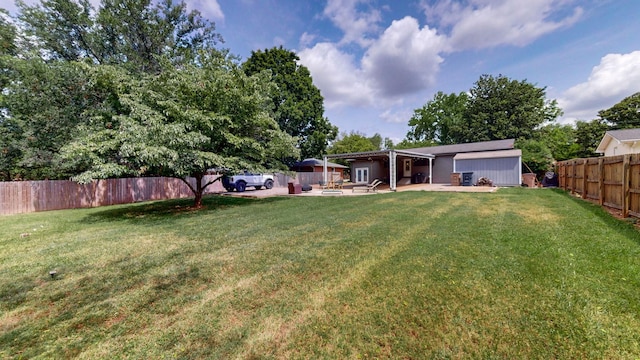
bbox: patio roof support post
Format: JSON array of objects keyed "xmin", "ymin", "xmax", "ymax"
[
  {"xmin": 429, "ymin": 157, "xmax": 433, "ymax": 184},
  {"xmin": 323, "ymin": 155, "xmax": 328, "ymax": 185},
  {"xmin": 389, "ymin": 150, "xmax": 397, "ymax": 191}
]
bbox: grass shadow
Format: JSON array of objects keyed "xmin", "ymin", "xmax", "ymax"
[
  {"xmin": 552, "ymin": 188, "xmax": 640, "ymax": 243},
  {"xmin": 80, "ymin": 194, "xmax": 291, "ymax": 225}
]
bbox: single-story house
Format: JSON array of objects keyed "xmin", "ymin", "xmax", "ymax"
[
  {"xmin": 595, "ymin": 128, "xmax": 640, "ymax": 156},
  {"xmin": 323, "ymin": 139, "xmax": 522, "ymax": 190}
]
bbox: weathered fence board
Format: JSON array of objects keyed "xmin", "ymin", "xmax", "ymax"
[{"xmin": 557, "ymin": 154, "xmax": 640, "ymax": 219}]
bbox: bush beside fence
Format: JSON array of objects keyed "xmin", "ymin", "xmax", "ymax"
[{"xmin": 557, "ymin": 154, "xmax": 640, "ymax": 218}]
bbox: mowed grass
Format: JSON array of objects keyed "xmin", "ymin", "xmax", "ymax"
[{"xmin": 2, "ymin": 188, "xmax": 640, "ymax": 359}]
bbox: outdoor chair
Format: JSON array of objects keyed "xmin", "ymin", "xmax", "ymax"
[
  {"xmin": 352, "ymin": 179, "xmax": 382, "ymax": 192},
  {"xmin": 318, "ymin": 180, "xmax": 328, "ymax": 189}
]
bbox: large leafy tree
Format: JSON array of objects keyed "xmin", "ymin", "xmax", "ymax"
[
  {"xmin": 0, "ymin": 9, "xmax": 16, "ymax": 56},
  {"xmin": 328, "ymin": 131, "xmax": 379, "ymax": 159},
  {"xmin": 535, "ymin": 123, "xmax": 580, "ymax": 162},
  {"xmin": 516, "ymin": 138, "xmax": 554, "ymax": 175},
  {"xmin": 598, "ymin": 92, "xmax": 640, "ymax": 129},
  {"xmin": 463, "ymin": 74, "xmax": 562, "ymax": 142},
  {"xmin": 242, "ymin": 46, "xmax": 337, "ymax": 161},
  {"xmin": 574, "ymin": 119, "xmax": 609, "ymax": 158},
  {"xmin": 0, "ymin": 57, "xmax": 105, "ymax": 180},
  {"xmin": 61, "ymin": 54, "xmax": 298, "ymax": 207},
  {"xmin": 17, "ymin": 0, "xmax": 221, "ymax": 73},
  {"xmin": 406, "ymin": 91, "xmax": 468, "ymax": 145}
]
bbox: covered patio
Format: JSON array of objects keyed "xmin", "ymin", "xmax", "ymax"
[{"xmin": 322, "ymin": 149, "xmax": 435, "ymax": 191}]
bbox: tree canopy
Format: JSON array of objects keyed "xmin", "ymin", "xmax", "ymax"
[
  {"xmin": 406, "ymin": 91, "xmax": 468, "ymax": 145},
  {"xmin": 463, "ymin": 74, "xmax": 562, "ymax": 142},
  {"xmin": 329, "ymin": 131, "xmax": 387, "ymax": 155},
  {"xmin": 406, "ymin": 75, "xmax": 562, "ymax": 146},
  {"xmin": 243, "ymin": 46, "xmax": 337, "ymax": 161},
  {"xmin": 61, "ymin": 54, "xmax": 298, "ymax": 207},
  {"xmin": 598, "ymin": 92, "xmax": 640, "ymax": 129},
  {"xmin": 17, "ymin": 0, "xmax": 222, "ymax": 73},
  {"xmin": 0, "ymin": 57, "xmax": 103, "ymax": 180}
]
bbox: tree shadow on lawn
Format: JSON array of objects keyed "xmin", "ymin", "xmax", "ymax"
[{"xmin": 80, "ymin": 194, "xmax": 291, "ymax": 225}]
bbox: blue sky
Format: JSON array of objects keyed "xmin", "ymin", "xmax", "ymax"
[{"xmin": 5, "ymin": 0, "xmax": 640, "ymax": 143}]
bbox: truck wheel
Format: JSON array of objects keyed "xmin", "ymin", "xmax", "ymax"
[
  {"xmin": 235, "ymin": 181, "xmax": 246, "ymax": 192},
  {"xmin": 264, "ymin": 179, "xmax": 274, "ymax": 189}
]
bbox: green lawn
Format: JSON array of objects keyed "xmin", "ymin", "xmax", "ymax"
[{"xmin": 2, "ymin": 188, "xmax": 640, "ymax": 359}]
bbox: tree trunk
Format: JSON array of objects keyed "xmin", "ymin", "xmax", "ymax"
[{"xmin": 192, "ymin": 173, "xmax": 204, "ymax": 208}]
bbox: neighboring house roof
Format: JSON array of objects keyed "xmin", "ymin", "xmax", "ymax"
[
  {"xmin": 453, "ymin": 149, "xmax": 522, "ymax": 160},
  {"xmin": 596, "ymin": 128, "xmax": 640, "ymax": 154},
  {"xmin": 291, "ymin": 158, "xmax": 348, "ymax": 169},
  {"xmin": 408, "ymin": 139, "xmax": 516, "ymax": 155}
]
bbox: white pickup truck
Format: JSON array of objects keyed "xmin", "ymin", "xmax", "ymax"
[{"xmin": 222, "ymin": 173, "xmax": 275, "ymax": 192}]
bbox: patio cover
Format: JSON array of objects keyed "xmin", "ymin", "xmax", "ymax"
[{"xmin": 322, "ymin": 150, "xmax": 435, "ymax": 191}]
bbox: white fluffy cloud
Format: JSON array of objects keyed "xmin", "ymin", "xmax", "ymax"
[
  {"xmin": 323, "ymin": 0, "xmax": 381, "ymax": 47},
  {"xmin": 362, "ymin": 17, "xmax": 445, "ymax": 97},
  {"xmin": 298, "ymin": 43, "xmax": 374, "ymax": 109},
  {"xmin": 301, "ymin": 0, "xmax": 585, "ymax": 111},
  {"xmin": 422, "ymin": 0, "xmax": 583, "ymax": 50},
  {"xmin": 187, "ymin": 0, "xmax": 224, "ymax": 21},
  {"xmin": 559, "ymin": 51, "xmax": 640, "ymax": 121},
  {"xmin": 299, "ymin": 17, "xmax": 446, "ymax": 109}
]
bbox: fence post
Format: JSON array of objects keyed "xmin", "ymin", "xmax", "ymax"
[
  {"xmin": 571, "ymin": 160, "xmax": 576, "ymax": 195},
  {"xmin": 623, "ymin": 154, "xmax": 630, "ymax": 218},
  {"xmin": 598, "ymin": 157, "xmax": 604, "ymax": 206},
  {"xmin": 582, "ymin": 158, "xmax": 588, "ymax": 199}
]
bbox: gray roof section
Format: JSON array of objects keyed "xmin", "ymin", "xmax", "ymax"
[
  {"xmin": 292, "ymin": 158, "xmax": 348, "ymax": 169},
  {"xmin": 407, "ymin": 139, "xmax": 516, "ymax": 155},
  {"xmin": 453, "ymin": 149, "xmax": 522, "ymax": 160},
  {"xmin": 606, "ymin": 128, "xmax": 640, "ymax": 141}
]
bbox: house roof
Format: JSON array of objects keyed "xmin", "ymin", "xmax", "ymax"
[
  {"xmin": 596, "ymin": 128, "xmax": 640, "ymax": 153},
  {"xmin": 291, "ymin": 158, "xmax": 348, "ymax": 169},
  {"xmin": 407, "ymin": 139, "xmax": 516, "ymax": 155},
  {"xmin": 453, "ymin": 149, "xmax": 522, "ymax": 160},
  {"xmin": 324, "ymin": 149, "xmax": 434, "ymax": 160}
]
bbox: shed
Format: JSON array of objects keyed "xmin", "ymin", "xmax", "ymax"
[
  {"xmin": 453, "ymin": 149, "xmax": 522, "ymax": 186},
  {"xmin": 409, "ymin": 139, "xmax": 517, "ymax": 183}
]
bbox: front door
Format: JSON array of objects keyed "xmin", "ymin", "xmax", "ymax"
[{"xmin": 403, "ymin": 159, "xmax": 412, "ymax": 178}]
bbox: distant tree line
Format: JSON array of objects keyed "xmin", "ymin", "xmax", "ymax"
[{"xmin": 398, "ymin": 74, "xmax": 640, "ymax": 176}]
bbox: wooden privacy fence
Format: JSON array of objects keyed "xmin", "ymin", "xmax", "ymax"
[
  {"xmin": 557, "ymin": 154, "xmax": 640, "ymax": 218},
  {"xmin": 0, "ymin": 176, "xmax": 230, "ymax": 216},
  {"xmin": 0, "ymin": 172, "xmax": 328, "ymax": 216}
]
